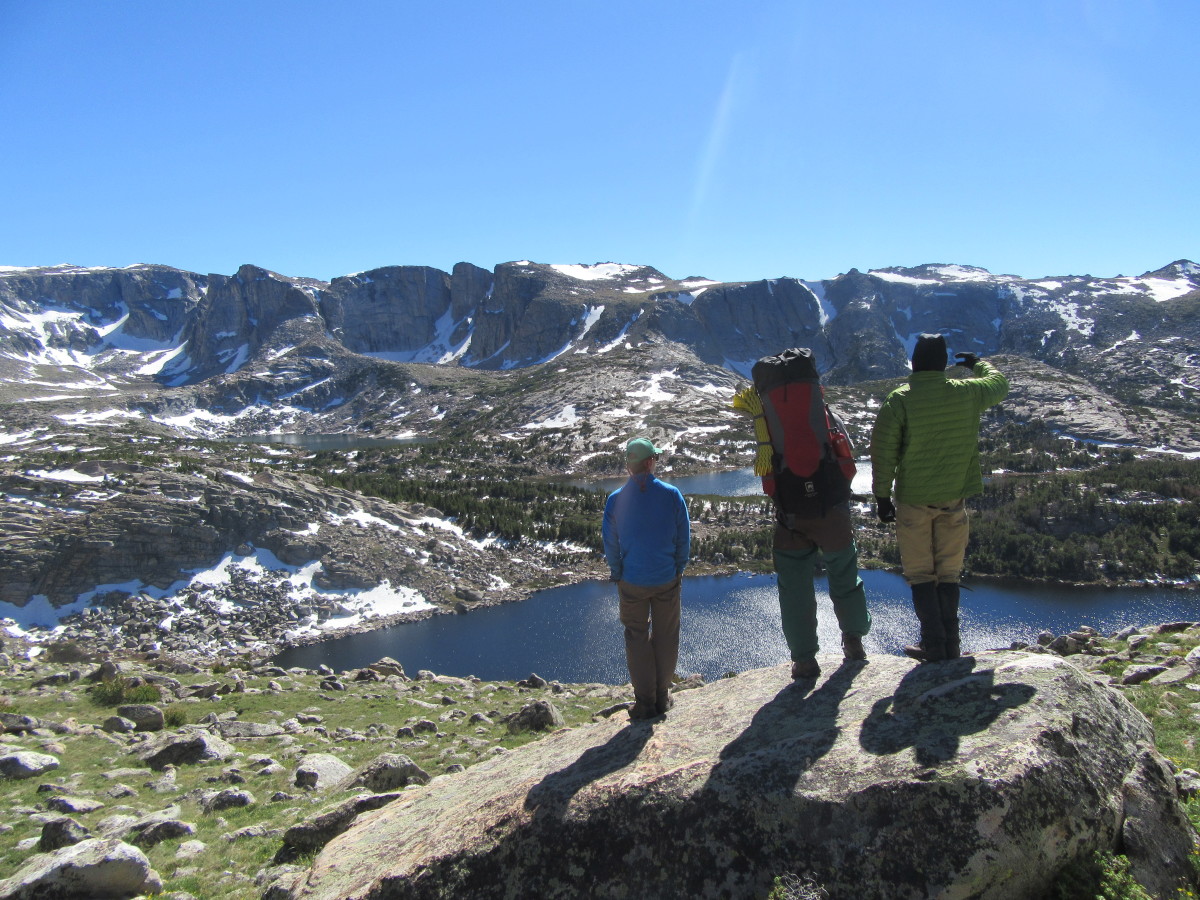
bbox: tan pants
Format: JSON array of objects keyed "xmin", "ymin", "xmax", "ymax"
[
  {"xmin": 896, "ymin": 500, "xmax": 969, "ymax": 585},
  {"xmin": 617, "ymin": 578, "xmax": 681, "ymax": 707}
]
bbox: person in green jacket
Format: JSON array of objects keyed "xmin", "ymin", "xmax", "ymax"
[{"xmin": 869, "ymin": 333, "xmax": 1009, "ymax": 662}]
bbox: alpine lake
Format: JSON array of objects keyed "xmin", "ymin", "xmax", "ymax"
[{"xmin": 272, "ymin": 460, "xmax": 1200, "ymax": 683}]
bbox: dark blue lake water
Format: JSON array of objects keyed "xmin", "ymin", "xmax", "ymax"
[
  {"xmin": 573, "ymin": 463, "xmax": 874, "ymax": 498},
  {"xmin": 272, "ymin": 571, "xmax": 1200, "ymax": 684}
]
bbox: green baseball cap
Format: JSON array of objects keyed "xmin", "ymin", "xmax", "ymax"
[{"xmin": 626, "ymin": 437, "xmax": 661, "ymax": 462}]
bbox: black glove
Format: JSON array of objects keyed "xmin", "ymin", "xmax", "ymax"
[
  {"xmin": 875, "ymin": 497, "xmax": 896, "ymax": 523},
  {"xmin": 954, "ymin": 352, "xmax": 979, "ymax": 369}
]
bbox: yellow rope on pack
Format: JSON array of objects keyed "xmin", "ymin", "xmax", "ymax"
[{"xmin": 731, "ymin": 385, "xmax": 774, "ymax": 476}]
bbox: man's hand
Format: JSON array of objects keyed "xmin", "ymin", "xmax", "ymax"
[
  {"xmin": 875, "ymin": 497, "xmax": 896, "ymax": 523},
  {"xmin": 954, "ymin": 352, "xmax": 979, "ymax": 369}
]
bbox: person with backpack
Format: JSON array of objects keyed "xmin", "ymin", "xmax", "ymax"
[
  {"xmin": 735, "ymin": 348, "xmax": 871, "ymax": 681},
  {"xmin": 869, "ymin": 333, "xmax": 1009, "ymax": 663},
  {"xmin": 602, "ymin": 437, "xmax": 691, "ymax": 720}
]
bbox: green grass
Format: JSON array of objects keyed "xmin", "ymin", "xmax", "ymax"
[
  {"xmin": 3, "ymin": 626, "xmax": 1199, "ymax": 899},
  {"xmin": 0, "ymin": 658, "xmax": 628, "ymax": 898}
]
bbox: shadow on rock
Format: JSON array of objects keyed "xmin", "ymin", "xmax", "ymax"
[
  {"xmin": 703, "ymin": 660, "xmax": 866, "ymax": 796},
  {"xmin": 523, "ymin": 720, "xmax": 656, "ymax": 818},
  {"xmin": 859, "ymin": 657, "xmax": 1036, "ymax": 767}
]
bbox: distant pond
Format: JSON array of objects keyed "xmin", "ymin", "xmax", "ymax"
[
  {"xmin": 570, "ymin": 462, "xmax": 874, "ymax": 498},
  {"xmin": 271, "ymin": 571, "xmax": 1200, "ymax": 684}
]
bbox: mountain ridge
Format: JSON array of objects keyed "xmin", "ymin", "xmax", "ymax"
[{"xmin": 0, "ymin": 257, "xmax": 1197, "ymax": 456}]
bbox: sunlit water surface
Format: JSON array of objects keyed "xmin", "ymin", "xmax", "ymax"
[{"xmin": 272, "ymin": 571, "xmax": 1199, "ymax": 684}]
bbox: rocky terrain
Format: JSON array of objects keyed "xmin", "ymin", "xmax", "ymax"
[
  {"xmin": 0, "ymin": 258, "xmax": 1197, "ymax": 453},
  {"xmin": 0, "ymin": 447, "xmax": 610, "ymax": 660},
  {"xmin": 0, "ymin": 253, "xmax": 1197, "ymax": 662},
  {"xmin": 0, "ymin": 623, "xmax": 1197, "ymax": 899}
]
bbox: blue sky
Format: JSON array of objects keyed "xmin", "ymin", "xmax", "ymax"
[{"xmin": 1, "ymin": 1, "xmax": 1195, "ymax": 283}]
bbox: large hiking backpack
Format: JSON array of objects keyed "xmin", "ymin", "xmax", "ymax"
[{"xmin": 751, "ymin": 347, "xmax": 856, "ymax": 522}]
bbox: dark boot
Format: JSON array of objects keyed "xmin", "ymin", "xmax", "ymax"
[
  {"xmin": 904, "ymin": 582, "xmax": 946, "ymax": 662},
  {"xmin": 937, "ymin": 582, "xmax": 961, "ymax": 659}
]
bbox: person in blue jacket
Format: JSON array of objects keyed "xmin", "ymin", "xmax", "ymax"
[{"xmin": 602, "ymin": 437, "xmax": 691, "ymax": 720}]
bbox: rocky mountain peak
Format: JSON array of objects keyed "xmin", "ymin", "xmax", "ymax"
[
  {"xmin": 1146, "ymin": 259, "xmax": 1200, "ymax": 280},
  {"xmin": 0, "ymin": 256, "xmax": 1197, "ymax": 452}
]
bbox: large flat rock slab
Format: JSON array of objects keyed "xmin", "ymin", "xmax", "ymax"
[{"xmin": 277, "ymin": 651, "xmax": 1193, "ymax": 900}]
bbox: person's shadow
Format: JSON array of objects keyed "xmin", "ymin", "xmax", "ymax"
[
  {"xmin": 859, "ymin": 657, "xmax": 1036, "ymax": 767},
  {"xmin": 702, "ymin": 661, "xmax": 866, "ymax": 797},
  {"xmin": 524, "ymin": 718, "xmax": 656, "ymax": 819}
]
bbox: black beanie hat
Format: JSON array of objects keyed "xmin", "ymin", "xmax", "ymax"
[{"xmin": 912, "ymin": 333, "xmax": 948, "ymax": 372}]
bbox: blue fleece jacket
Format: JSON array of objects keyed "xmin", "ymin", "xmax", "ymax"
[{"xmin": 602, "ymin": 473, "xmax": 691, "ymax": 587}]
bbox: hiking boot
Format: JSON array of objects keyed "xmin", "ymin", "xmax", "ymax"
[
  {"xmin": 628, "ymin": 701, "xmax": 658, "ymax": 721},
  {"xmin": 791, "ymin": 659, "xmax": 821, "ymax": 680},
  {"xmin": 656, "ymin": 694, "xmax": 674, "ymax": 716},
  {"xmin": 909, "ymin": 582, "xmax": 947, "ymax": 662},
  {"xmin": 842, "ymin": 633, "xmax": 867, "ymax": 661},
  {"xmin": 937, "ymin": 582, "xmax": 961, "ymax": 659},
  {"xmin": 904, "ymin": 642, "xmax": 938, "ymax": 662}
]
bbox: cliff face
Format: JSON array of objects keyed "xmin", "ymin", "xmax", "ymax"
[
  {"xmin": 4, "ymin": 259, "xmax": 1196, "ymax": 386},
  {"xmin": 271, "ymin": 652, "xmax": 1197, "ymax": 900},
  {"xmin": 0, "ymin": 259, "xmax": 1197, "ymax": 454}
]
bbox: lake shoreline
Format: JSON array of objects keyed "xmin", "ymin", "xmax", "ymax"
[{"xmin": 266, "ymin": 564, "xmax": 1200, "ymax": 667}]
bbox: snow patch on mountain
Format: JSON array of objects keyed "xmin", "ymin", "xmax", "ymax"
[
  {"xmin": 550, "ymin": 263, "xmax": 645, "ymax": 281},
  {"xmin": 1044, "ymin": 298, "xmax": 1095, "ymax": 337},
  {"xmin": 22, "ymin": 467, "xmax": 105, "ymax": 484},
  {"xmin": 805, "ymin": 280, "xmax": 836, "ymax": 326},
  {"xmin": 366, "ymin": 308, "xmax": 473, "ymax": 365},
  {"xmin": 870, "ymin": 271, "xmax": 939, "ymax": 286},
  {"xmin": 1136, "ymin": 277, "xmax": 1196, "ymax": 303},
  {"xmin": 522, "ymin": 405, "xmax": 581, "ymax": 430},
  {"xmin": 595, "ymin": 312, "xmax": 642, "ymax": 354},
  {"xmin": 628, "ymin": 371, "xmax": 678, "ymax": 402}
]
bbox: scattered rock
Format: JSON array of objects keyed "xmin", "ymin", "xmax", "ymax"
[
  {"xmin": 129, "ymin": 818, "xmax": 196, "ymax": 849},
  {"xmin": 45, "ymin": 795, "xmax": 105, "ymax": 815},
  {"xmin": 294, "ymin": 754, "xmax": 352, "ymax": 792},
  {"xmin": 337, "ymin": 754, "xmax": 431, "ymax": 793},
  {"xmin": 0, "ymin": 750, "xmax": 60, "ymax": 780},
  {"xmin": 38, "ymin": 816, "xmax": 90, "ymax": 852},
  {"xmin": 1123, "ymin": 665, "xmax": 1169, "ymax": 685},
  {"xmin": 217, "ymin": 721, "xmax": 285, "ymax": 739},
  {"xmin": 102, "ymin": 716, "xmax": 138, "ymax": 734},
  {"xmin": 0, "ymin": 712, "xmax": 41, "ymax": 734},
  {"xmin": 136, "ymin": 730, "xmax": 236, "ymax": 770},
  {"xmin": 505, "ymin": 699, "xmax": 564, "ymax": 733},
  {"xmin": 0, "ymin": 838, "xmax": 162, "ymax": 899},
  {"xmin": 116, "ymin": 703, "xmax": 165, "ymax": 732},
  {"xmin": 202, "ymin": 788, "xmax": 256, "ymax": 812},
  {"xmin": 274, "ymin": 792, "xmax": 404, "ymax": 863},
  {"xmin": 1121, "ymin": 748, "xmax": 1198, "ymax": 898}
]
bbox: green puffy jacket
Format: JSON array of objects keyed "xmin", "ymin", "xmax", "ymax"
[{"xmin": 870, "ymin": 360, "xmax": 1009, "ymax": 505}]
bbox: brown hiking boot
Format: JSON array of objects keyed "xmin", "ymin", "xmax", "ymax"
[
  {"xmin": 628, "ymin": 701, "xmax": 658, "ymax": 721},
  {"xmin": 656, "ymin": 694, "xmax": 674, "ymax": 716},
  {"xmin": 842, "ymin": 633, "xmax": 867, "ymax": 661},
  {"xmin": 904, "ymin": 642, "xmax": 946, "ymax": 663},
  {"xmin": 791, "ymin": 659, "xmax": 821, "ymax": 680}
]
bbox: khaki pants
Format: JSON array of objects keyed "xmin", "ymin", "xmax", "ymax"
[
  {"xmin": 896, "ymin": 500, "xmax": 969, "ymax": 585},
  {"xmin": 618, "ymin": 578, "xmax": 681, "ymax": 707}
]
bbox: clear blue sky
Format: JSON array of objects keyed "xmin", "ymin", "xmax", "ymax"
[{"xmin": 2, "ymin": 1, "xmax": 1196, "ymax": 283}]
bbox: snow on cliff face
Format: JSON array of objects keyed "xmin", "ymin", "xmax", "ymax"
[
  {"xmin": 550, "ymin": 263, "xmax": 646, "ymax": 281},
  {"xmin": 1, "ymin": 258, "xmax": 1197, "ymax": 448}
]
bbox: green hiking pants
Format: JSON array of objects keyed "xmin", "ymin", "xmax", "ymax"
[{"xmin": 774, "ymin": 542, "xmax": 871, "ymax": 663}]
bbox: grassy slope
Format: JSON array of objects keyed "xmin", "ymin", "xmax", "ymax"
[{"xmin": 1, "ymin": 627, "xmax": 1198, "ymax": 899}]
